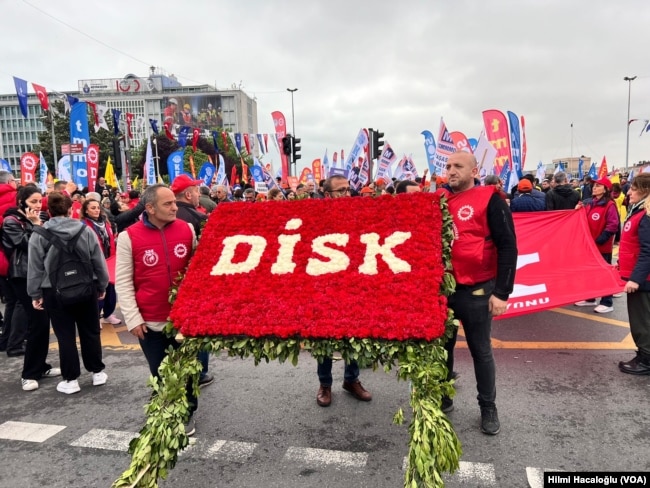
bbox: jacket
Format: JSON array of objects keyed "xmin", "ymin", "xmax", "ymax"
[
  {"xmin": 618, "ymin": 201, "xmax": 650, "ymax": 291},
  {"xmin": 546, "ymin": 185, "xmax": 581, "ymax": 210},
  {"xmin": 26, "ymin": 216, "xmax": 110, "ymax": 299},
  {"xmin": 176, "ymin": 201, "xmax": 207, "ymax": 238},
  {"xmin": 583, "ymin": 197, "xmax": 619, "ymax": 253},
  {"xmin": 2, "ymin": 208, "xmax": 32, "ymax": 279},
  {"xmin": 510, "ymin": 191, "xmax": 546, "ymax": 212}
]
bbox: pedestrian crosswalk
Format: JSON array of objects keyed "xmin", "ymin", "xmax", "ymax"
[{"xmin": 0, "ymin": 420, "xmax": 559, "ymax": 485}]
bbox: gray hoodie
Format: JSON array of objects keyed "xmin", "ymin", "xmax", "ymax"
[{"xmin": 27, "ymin": 216, "xmax": 110, "ymax": 300}]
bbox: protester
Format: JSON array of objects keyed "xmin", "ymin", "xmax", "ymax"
[
  {"xmin": 211, "ymin": 185, "xmax": 232, "ymax": 205},
  {"xmin": 574, "ymin": 177, "xmax": 619, "ymax": 313},
  {"xmin": 617, "ymin": 174, "xmax": 650, "ymax": 375},
  {"xmin": 395, "ymin": 180, "xmax": 421, "ymax": 194},
  {"xmin": 510, "ymin": 179, "xmax": 546, "ymax": 212},
  {"xmin": 581, "ymin": 175, "xmax": 593, "ymax": 201},
  {"xmin": 437, "ymin": 151, "xmax": 518, "ymax": 435},
  {"xmin": 81, "ymin": 198, "xmax": 120, "ymax": 326},
  {"xmin": 315, "ymin": 175, "xmax": 372, "ymax": 407},
  {"xmin": 115, "ymin": 184, "xmax": 199, "ymax": 435},
  {"xmin": 2, "ymin": 186, "xmax": 62, "ymax": 390},
  {"xmin": 267, "ymin": 188, "xmax": 285, "ymax": 201},
  {"xmin": 546, "ymin": 172, "xmax": 580, "ymax": 210},
  {"xmin": 198, "ymin": 186, "xmax": 216, "ymax": 213},
  {"xmin": 0, "ymin": 170, "xmax": 18, "ymax": 354},
  {"xmin": 28, "ymin": 192, "xmax": 109, "ymax": 394}
]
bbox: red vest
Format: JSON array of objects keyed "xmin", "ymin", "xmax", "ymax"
[
  {"xmin": 127, "ymin": 219, "xmax": 193, "ymax": 322},
  {"xmin": 586, "ymin": 199, "xmax": 616, "ymax": 253},
  {"xmin": 618, "ymin": 209, "xmax": 650, "ymax": 283},
  {"xmin": 438, "ymin": 185, "xmax": 498, "ymax": 286}
]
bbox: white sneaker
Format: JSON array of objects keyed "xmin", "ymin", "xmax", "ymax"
[
  {"xmin": 102, "ymin": 314, "xmax": 122, "ymax": 325},
  {"xmin": 575, "ymin": 300, "xmax": 597, "ymax": 307},
  {"xmin": 92, "ymin": 371, "xmax": 108, "ymax": 386},
  {"xmin": 43, "ymin": 368, "xmax": 61, "ymax": 378},
  {"xmin": 57, "ymin": 380, "xmax": 81, "ymax": 394},
  {"xmin": 21, "ymin": 379, "xmax": 39, "ymax": 391},
  {"xmin": 594, "ymin": 304, "xmax": 614, "ymax": 313}
]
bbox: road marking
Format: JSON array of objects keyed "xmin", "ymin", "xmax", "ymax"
[
  {"xmin": 284, "ymin": 446, "xmax": 368, "ymax": 471},
  {"xmin": 449, "ymin": 461, "xmax": 497, "ymax": 486},
  {"xmin": 71, "ymin": 428, "xmax": 137, "ymax": 451},
  {"xmin": 203, "ymin": 440, "xmax": 257, "ymax": 460},
  {"xmin": 527, "ymin": 466, "xmax": 563, "ymax": 487},
  {"xmin": 0, "ymin": 421, "xmax": 66, "ymax": 443}
]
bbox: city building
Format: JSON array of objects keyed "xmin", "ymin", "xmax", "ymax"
[
  {"xmin": 550, "ymin": 156, "xmax": 592, "ymax": 178},
  {"xmin": 0, "ymin": 67, "xmax": 258, "ymax": 172}
]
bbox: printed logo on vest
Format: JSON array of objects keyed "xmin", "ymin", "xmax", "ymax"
[
  {"xmin": 591, "ymin": 213, "xmax": 600, "ymax": 221},
  {"xmin": 624, "ymin": 221, "xmax": 632, "ymax": 232},
  {"xmin": 457, "ymin": 205, "xmax": 474, "ymax": 221},
  {"xmin": 143, "ymin": 249, "xmax": 159, "ymax": 267},
  {"xmin": 174, "ymin": 243, "xmax": 188, "ymax": 259}
]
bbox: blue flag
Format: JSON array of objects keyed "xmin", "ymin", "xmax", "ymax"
[
  {"xmin": 178, "ymin": 126, "xmax": 190, "ymax": 148},
  {"xmin": 0, "ymin": 158, "xmax": 11, "ymax": 172},
  {"xmin": 212, "ymin": 131, "xmax": 219, "ymax": 151},
  {"xmin": 256, "ymin": 134, "xmax": 265, "ymax": 154},
  {"xmin": 235, "ymin": 133, "xmax": 242, "ymax": 154},
  {"xmin": 70, "ymin": 102, "xmax": 90, "ymax": 188},
  {"xmin": 578, "ymin": 159, "xmax": 584, "ymax": 180},
  {"xmin": 215, "ymin": 154, "xmax": 227, "ymax": 185},
  {"xmin": 421, "ymin": 130, "xmax": 437, "ymax": 175},
  {"xmin": 507, "ymin": 111, "xmax": 522, "ymax": 178},
  {"xmin": 198, "ymin": 162, "xmax": 215, "ymax": 187},
  {"xmin": 588, "ymin": 162, "xmax": 597, "ymax": 179},
  {"xmin": 249, "ymin": 164, "xmax": 264, "ymax": 183},
  {"xmin": 149, "ymin": 119, "xmax": 159, "ymax": 135},
  {"xmin": 13, "ymin": 77, "xmax": 28, "ymax": 118},
  {"xmin": 67, "ymin": 94, "xmax": 79, "ymax": 108},
  {"xmin": 167, "ymin": 150, "xmax": 185, "ymax": 182},
  {"xmin": 112, "ymin": 109, "xmax": 122, "ymax": 136}
]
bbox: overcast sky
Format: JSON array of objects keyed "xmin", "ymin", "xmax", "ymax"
[{"xmin": 2, "ymin": 0, "xmax": 650, "ymax": 174}]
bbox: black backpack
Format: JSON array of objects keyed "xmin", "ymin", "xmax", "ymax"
[{"xmin": 33, "ymin": 225, "xmax": 96, "ymax": 305}]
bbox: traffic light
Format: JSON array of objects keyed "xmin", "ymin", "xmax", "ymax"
[
  {"xmin": 281, "ymin": 135, "xmax": 292, "ymax": 156},
  {"xmin": 372, "ymin": 129, "xmax": 384, "ymax": 160},
  {"xmin": 292, "ymin": 136, "xmax": 301, "ymax": 162}
]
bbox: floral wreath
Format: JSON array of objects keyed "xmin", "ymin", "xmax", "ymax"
[{"xmin": 113, "ymin": 193, "xmax": 461, "ymax": 488}]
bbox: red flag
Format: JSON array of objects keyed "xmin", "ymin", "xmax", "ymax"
[
  {"xmin": 263, "ymin": 133, "xmax": 269, "ymax": 153},
  {"xmin": 20, "ymin": 152, "xmax": 38, "ymax": 185},
  {"xmin": 231, "ymin": 165, "xmax": 239, "ymax": 186},
  {"xmin": 221, "ymin": 131, "xmax": 229, "ymax": 151},
  {"xmin": 126, "ymin": 113, "xmax": 134, "ymax": 139},
  {"xmin": 86, "ymin": 144, "xmax": 99, "ymax": 191},
  {"xmin": 241, "ymin": 157, "xmax": 249, "ymax": 184},
  {"xmin": 598, "ymin": 156, "xmax": 608, "ymax": 179},
  {"xmin": 243, "ymin": 133, "xmax": 251, "ymax": 154},
  {"xmin": 271, "ymin": 111, "xmax": 289, "ymax": 184},
  {"xmin": 450, "ymin": 131, "xmax": 472, "ymax": 153},
  {"xmin": 482, "ymin": 109, "xmax": 512, "ymax": 176},
  {"xmin": 189, "ymin": 154, "xmax": 196, "ymax": 178},
  {"xmin": 87, "ymin": 102, "xmax": 100, "ymax": 127},
  {"xmin": 298, "ymin": 167, "xmax": 312, "ymax": 185},
  {"xmin": 163, "ymin": 122, "xmax": 175, "ymax": 141},
  {"xmin": 31, "ymin": 83, "xmax": 49, "ymax": 111},
  {"xmin": 192, "ymin": 128, "xmax": 200, "ymax": 152}
]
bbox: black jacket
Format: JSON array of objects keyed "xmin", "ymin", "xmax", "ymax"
[
  {"xmin": 545, "ymin": 185, "xmax": 580, "ymax": 210},
  {"xmin": 176, "ymin": 201, "xmax": 207, "ymax": 238},
  {"xmin": 2, "ymin": 207, "xmax": 33, "ymax": 279}
]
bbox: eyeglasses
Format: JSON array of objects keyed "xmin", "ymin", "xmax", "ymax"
[{"xmin": 327, "ymin": 187, "xmax": 351, "ymax": 196}]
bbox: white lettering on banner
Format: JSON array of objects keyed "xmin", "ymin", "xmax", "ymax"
[
  {"xmin": 211, "ymin": 221, "xmax": 412, "ymax": 276},
  {"xmin": 510, "ymin": 253, "xmax": 547, "ymax": 298}
]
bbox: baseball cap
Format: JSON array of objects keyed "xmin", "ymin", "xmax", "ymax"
[
  {"xmin": 517, "ymin": 179, "xmax": 533, "ymax": 192},
  {"xmin": 170, "ymin": 174, "xmax": 203, "ymax": 194},
  {"xmin": 594, "ymin": 177, "xmax": 612, "ymax": 191},
  {"xmin": 168, "ymin": 98, "xmax": 178, "ymax": 105}
]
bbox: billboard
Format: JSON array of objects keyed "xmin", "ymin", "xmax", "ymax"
[
  {"xmin": 78, "ymin": 77, "xmax": 162, "ymax": 94},
  {"xmin": 162, "ymin": 94, "xmax": 223, "ymax": 129}
]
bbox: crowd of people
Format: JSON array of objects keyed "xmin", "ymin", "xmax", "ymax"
[{"xmin": 0, "ymin": 157, "xmax": 648, "ymax": 438}]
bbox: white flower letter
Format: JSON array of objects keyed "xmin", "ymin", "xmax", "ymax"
[
  {"xmin": 211, "ymin": 235, "xmax": 267, "ymax": 275},
  {"xmin": 358, "ymin": 231, "xmax": 412, "ymax": 275},
  {"xmin": 271, "ymin": 219, "xmax": 303, "ymax": 274},
  {"xmin": 306, "ymin": 233, "xmax": 350, "ymax": 276}
]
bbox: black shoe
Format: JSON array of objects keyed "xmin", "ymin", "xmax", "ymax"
[
  {"xmin": 619, "ymin": 355, "xmax": 650, "ymax": 375},
  {"xmin": 441, "ymin": 397, "xmax": 454, "ymax": 414},
  {"xmin": 450, "ymin": 371, "xmax": 460, "ymax": 381},
  {"xmin": 480, "ymin": 407, "xmax": 500, "ymax": 435},
  {"xmin": 6, "ymin": 348, "xmax": 25, "ymax": 357},
  {"xmin": 198, "ymin": 374, "xmax": 214, "ymax": 388}
]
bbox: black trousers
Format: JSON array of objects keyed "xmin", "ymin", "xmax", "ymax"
[{"xmin": 43, "ymin": 288, "xmax": 104, "ymax": 381}]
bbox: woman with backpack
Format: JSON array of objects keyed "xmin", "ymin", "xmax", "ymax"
[
  {"xmin": 80, "ymin": 198, "xmax": 120, "ymax": 326},
  {"xmin": 2, "ymin": 185, "xmax": 61, "ymax": 391},
  {"xmin": 27, "ymin": 191, "xmax": 109, "ymax": 395}
]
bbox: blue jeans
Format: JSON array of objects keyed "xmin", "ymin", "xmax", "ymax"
[
  {"xmin": 138, "ymin": 329, "xmax": 197, "ymax": 415},
  {"xmin": 317, "ymin": 357, "xmax": 359, "ymax": 386},
  {"xmin": 445, "ymin": 280, "xmax": 496, "ymax": 409}
]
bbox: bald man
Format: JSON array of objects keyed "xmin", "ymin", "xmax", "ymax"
[{"xmin": 436, "ymin": 151, "xmax": 518, "ymax": 435}]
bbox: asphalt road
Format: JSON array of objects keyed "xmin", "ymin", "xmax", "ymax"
[{"xmin": 0, "ymin": 298, "xmax": 648, "ymax": 488}]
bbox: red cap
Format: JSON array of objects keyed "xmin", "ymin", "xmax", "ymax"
[
  {"xmin": 170, "ymin": 174, "xmax": 202, "ymax": 194},
  {"xmin": 360, "ymin": 186, "xmax": 374, "ymax": 194},
  {"xmin": 594, "ymin": 177, "xmax": 612, "ymax": 191}
]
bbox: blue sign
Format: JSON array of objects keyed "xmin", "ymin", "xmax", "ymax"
[{"xmin": 69, "ymin": 102, "xmax": 89, "ymax": 188}]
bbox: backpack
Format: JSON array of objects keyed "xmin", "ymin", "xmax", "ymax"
[{"xmin": 33, "ymin": 225, "xmax": 96, "ymax": 305}]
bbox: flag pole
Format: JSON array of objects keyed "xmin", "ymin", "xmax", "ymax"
[
  {"xmin": 49, "ymin": 103, "xmax": 58, "ymax": 174},
  {"xmin": 152, "ymin": 135, "xmax": 160, "ymax": 182}
]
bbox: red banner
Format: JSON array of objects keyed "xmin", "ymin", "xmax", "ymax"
[
  {"xmin": 482, "ymin": 109, "xmax": 512, "ymax": 175},
  {"xmin": 450, "ymin": 131, "xmax": 472, "ymax": 153},
  {"xmin": 298, "ymin": 167, "xmax": 312, "ymax": 185},
  {"xmin": 86, "ymin": 144, "xmax": 99, "ymax": 191},
  {"xmin": 271, "ymin": 111, "xmax": 289, "ymax": 184},
  {"xmin": 312, "ymin": 159, "xmax": 322, "ymax": 182},
  {"xmin": 598, "ymin": 156, "xmax": 608, "ymax": 179},
  {"xmin": 501, "ymin": 210, "xmax": 624, "ymax": 319},
  {"xmin": 171, "ymin": 193, "xmax": 448, "ymax": 341},
  {"xmin": 20, "ymin": 152, "xmax": 38, "ymax": 185}
]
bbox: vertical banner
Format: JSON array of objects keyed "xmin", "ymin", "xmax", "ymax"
[
  {"xmin": 450, "ymin": 131, "xmax": 472, "ymax": 153},
  {"xmin": 312, "ymin": 159, "xmax": 322, "ymax": 182},
  {"xmin": 198, "ymin": 162, "xmax": 215, "ymax": 186},
  {"xmin": 13, "ymin": 77, "xmax": 28, "ymax": 118},
  {"xmin": 432, "ymin": 118, "xmax": 455, "ymax": 176},
  {"xmin": 482, "ymin": 109, "xmax": 512, "ymax": 176},
  {"xmin": 520, "ymin": 115, "xmax": 527, "ymax": 168},
  {"xmin": 167, "ymin": 150, "xmax": 185, "ymax": 183},
  {"xmin": 38, "ymin": 152, "xmax": 48, "ymax": 192},
  {"xmin": 376, "ymin": 143, "xmax": 397, "ymax": 181},
  {"xmin": 57, "ymin": 155, "xmax": 72, "ymax": 182},
  {"xmin": 86, "ymin": 144, "xmax": 99, "ymax": 192},
  {"xmin": 20, "ymin": 152, "xmax": 38, "ymax": 185},
  {"xmin": 249, "ymin": 164, "xmax": 264, "ymax": 183},
  {"xmin": 216, "ymin": 154, "xmax": 227, "ymax": 186},
  {"xmin": 298, "ymin": 167, "xmax": 312, "ymax": 185},
  {"xmin": 421, "ymin": 130, "xmax": 437, "ymax": 175},
  {"xmin": 507, "ymin": 111, "xmax": 522, "ymax": 179},
  {"xmin": 271, "ymin": 111, "xmax": 289, "ymax": 183},
  {"xmin": 343, "ymin": 129, "xmax": 369, "ymax": 173},
  {"xmin": 145, "ymin": 136, "xmax": 156, "ymax": 185},
  {"xmin": 598, "ymin": 157, "xmax": 608, "ymax": 179},
  {"xmin": 69, "ymin": 102, "xmax": 90, "ymax": 188}
]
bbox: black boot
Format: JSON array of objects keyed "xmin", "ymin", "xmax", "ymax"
[{"xmin": 619, "ymin": 352, "xmax": 650, "ymax": 375}]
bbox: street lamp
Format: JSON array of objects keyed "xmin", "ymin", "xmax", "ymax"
[
  {"xmin": 286, "ymin": 88, "xmax": 298, "ymax": 138},
  {"xmin": 624, "ymin": 75, "xmax": 637, "ymax": 171}
]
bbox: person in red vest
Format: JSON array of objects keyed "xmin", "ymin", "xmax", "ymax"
[
  {"xmin": 574, "ymin": 177, "xmax": 619, "ymax": 313},
  {"xmin": 115, "ymin": 184, "xmax": 198, "ymax": 435},
  {"xmin": 436, "ymin": 151, "xmax": 518, "ymax": 435},
  {"xmin": 618, "ymin": 174, "xmax": 650, "ymax": 375},
  {"xmin": 0, "ymin": 170, "xmax": 18, "ymax": 354}
]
